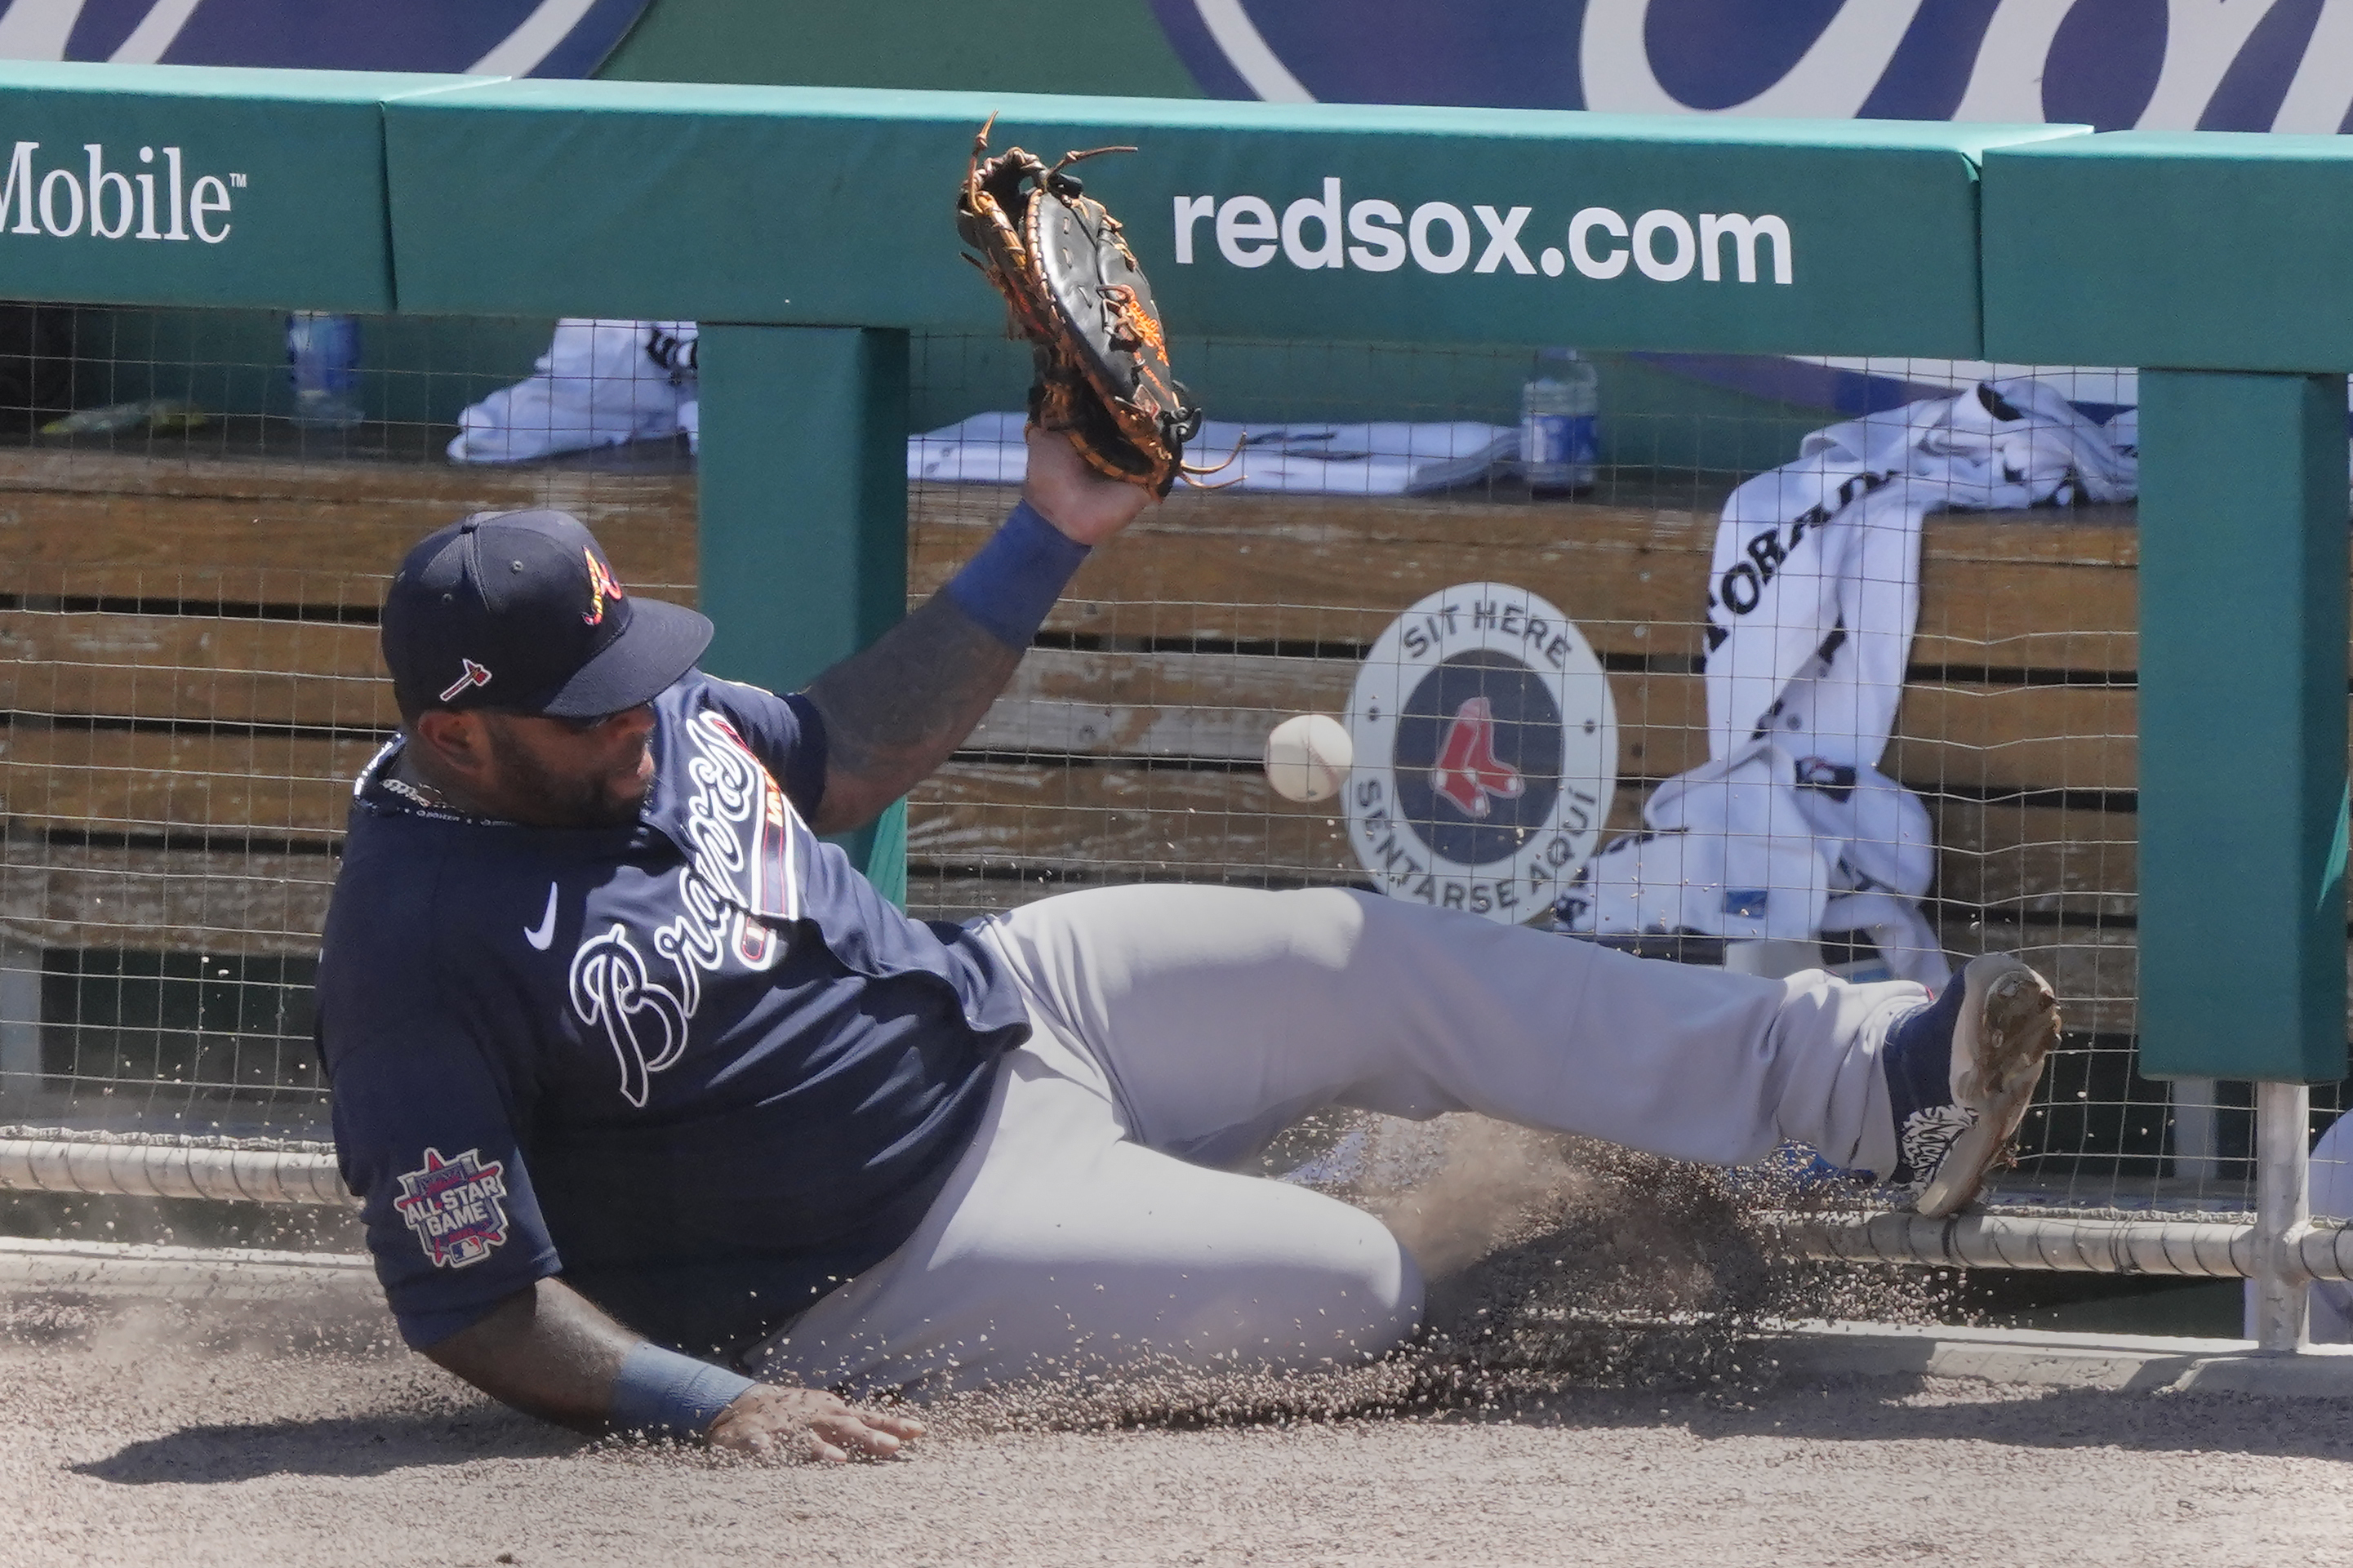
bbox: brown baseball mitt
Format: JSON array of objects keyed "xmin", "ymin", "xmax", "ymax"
[{"xmin": 957, "ymin": 117, "xmax": 1222, "ymax": 496}]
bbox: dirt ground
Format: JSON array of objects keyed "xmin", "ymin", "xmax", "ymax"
[
  {"xmin": 10, "ymin": 1126, "xmax": 2351, "ymax": 1566},
  {"xmin": 8, "ymin": 1303, "xmax": 2353, "ymax": 1568}
]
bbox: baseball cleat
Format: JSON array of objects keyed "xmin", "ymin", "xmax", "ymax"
[{"xmin": 1880, "ymin": 953, "xmax": 2060, "ymax": 1219}]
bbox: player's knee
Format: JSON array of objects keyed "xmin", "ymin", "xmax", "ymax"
[
  {"xmin": 1285, "ymin": 1206, "xmax": 1425, "ymax": 1365},
  {"xmin": 1150, "ymin": 1199, "xmax": 1419, "ymax": 1370},
  {"xmin": 1377, "ymin": 1234, "xmax": 1427, "ymax": 1350}
]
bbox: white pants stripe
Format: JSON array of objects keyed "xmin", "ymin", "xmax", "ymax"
[{"xmin": 748, "ymin": 885, "xmax": 1921, "ymax": 1395}]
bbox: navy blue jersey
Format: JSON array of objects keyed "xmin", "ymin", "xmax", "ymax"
[{"xmin": 318, "ymin": 671, "xmax": 1029, "ymax": 1357}]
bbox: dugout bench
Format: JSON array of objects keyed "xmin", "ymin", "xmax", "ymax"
[
  {"xmin": 0, "ymin": 436, "xmax": 695, "ymax": 1124},
  {"xmin": 0, "ymin": 439, "xmax": 2172, "ymax": 1171}
]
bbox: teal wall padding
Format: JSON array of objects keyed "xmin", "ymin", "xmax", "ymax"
[
  {"xmin": 384, "ymin": 80, "xmax": 2079, "ymax": 356},
  {"xmin": 697, "ymin": 324, "xmax": 910, "ymax": 687},
  {"xmin": 2136, "ymin": 371, "xmax": 2350, "ymax": 1082},
  {"xmin": 1985, "ymin": 131, "xmax": 2353, "ymax": 372},
  {"xmin": 696, "ymin": 324, "xmax": 911, "ymax": 886},
  {"xmin": 0, "ymin": 63, "xmax": 486, "ymax": 313}
]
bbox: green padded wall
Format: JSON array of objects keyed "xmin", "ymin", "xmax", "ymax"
[
  {"xmin": 384, "ymin": 80, "xmax": 2082, "ymax": 354},
  {"xmin": 696, "ymin": 325, "xmax": 911, "ymax": 896},
  {"xmin": 2137, "ymin": 371, "xmax": 2350, "ymax": 1082},
  {"xmin": 1984, "ymin": 131, "xmax": 2353, "ymax": 371},
  {"xmin": 0, "ymin": 62, "xmax": 482, "ymax": 313}
]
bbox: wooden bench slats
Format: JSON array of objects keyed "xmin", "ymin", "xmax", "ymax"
[
  {"xmin": 0, "ymin": 842, "xmax": 335, "ymax": 957},
  {"xmin": 976, "ymin": 646, "xmax": 2133, "ymax": 792},
  {"xmin": 0, "ymin": 452, "xmax": 2179, "ymax": 1032},
  {"xmin": 0, "ymin": 449, "xmax": 696, "ymax": 603},
  {"xmin": 967, "ymin": 647, "xmax": 1711, "ymax": 777},
  {"xmin": 912, "ymin": 762, "xmax": 1362, "ymax": 881},
  {"xmin": 0, "ymin": 674, "xmax": 2142, "ymax": 842},
  {"xmin": 0, "ymin": 727, "xmax": 375, "ymax": 838},
  {"xmin": 0, "ymin": 611, "xmax": 396, "ymax": 730},
  {"xmin": 914, "ymin": 488, "xmax": 2144, "ymax": 669},
  {"xmin": 3, "ymin": 456, "xmax": 2142, "ymax": 669},
  {"xmin": 0, "ymin": 446, "xmax": 607, "ymax": 503},
  {"xmin": 0, "ymin": 764, "xmax": 2143, "ymax": 923},
  {"xmin": 0, "ymin": 444, "xmax": 696, "ymax": 511},
  {"xmin": 2, "ymin": 631, "xmax": 2137, "ymax": 796},
  {"xmin": 1946, "ymin": 918, "xmax": 2142, "ymax": 1037},
  {"xmin": 7, "ymin": 502, "xmax": 696, "ymax": 606},
  {"xmin": 1886, "ymin": 683, "xmax": 2135, "ymax": 793},
  {"xmin": 909, "ymin": 761, "xmax": 2110, "ymax": 893},
  {"xmin": 1933, "ymin": 801, "xmax": 2137, "ymax": 917},
  {"xmin": 913, "ymin": 485, "xmax": 2141, "ymax": 564}
]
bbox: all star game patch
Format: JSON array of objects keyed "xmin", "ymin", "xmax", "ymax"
[
  {"xmin": 1346, "ymin": 583, "xmax": 1617, "ymax": 924},
  {"xmin": 393, "ymin": 1146, "xmax": 513, "ymax": 1269}
]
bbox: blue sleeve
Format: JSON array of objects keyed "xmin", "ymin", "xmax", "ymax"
[
  {"xmin": 692, "ymin": 673, "xmax": 829, "ymax": 820},
  {"xmin": 942, "ymin": 500, "xmax": 1090, "ymax": 649},
  {"xmin": 319, "ymin": 858, "xmax": 562, "ymax": 1349}
]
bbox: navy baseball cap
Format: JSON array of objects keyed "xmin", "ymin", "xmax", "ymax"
[{"xmin": 380, "ymin": 509, "xmax": 714, "ymax": 720}]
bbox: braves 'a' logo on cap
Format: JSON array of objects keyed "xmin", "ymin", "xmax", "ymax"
[
  {"xmin": 392, "ymin": 1146, "xmax": 511, "ymax": 1269},
  {"xmin": 1430, "ymin": 696, "xmax": 1525, "ymax": 819},
  {"xmin": 584, "ymin": 549, "xmax": 625, "ymax": 627},
  {"xmin": 438, "ymin": 658, "xmax": 493, "ymax": 704}
]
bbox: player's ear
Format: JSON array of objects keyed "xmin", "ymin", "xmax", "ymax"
[{"xmin": 412, "ymin": 708, "xmax": 494, "ymax": 782}]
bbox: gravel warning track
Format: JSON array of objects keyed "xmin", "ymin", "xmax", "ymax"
[
  {"xmin": 11, "ymin": 1126, "xmax": 2351, "ymax": 1566},
  {"xmin": 8, "ymin": 1299, "xmax": 2353, "ymax": 1568}
]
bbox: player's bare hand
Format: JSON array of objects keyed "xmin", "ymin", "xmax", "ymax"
[
  {"xmin": 1021, "ymin": 423, "xmax": 1154, "ymax": 546},
  {"xmin": 705, "ymin": 1383, "xmax": 926, "ymax": 1463}
]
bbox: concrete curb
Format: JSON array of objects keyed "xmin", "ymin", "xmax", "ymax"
[
  {"xmin": 1767, "ymin": 1319, "xmax": 2353, "ymax": 1398},
  {"xmin": 0, "ymin": 1236, "xmax": 379, "ymax": 1304}
]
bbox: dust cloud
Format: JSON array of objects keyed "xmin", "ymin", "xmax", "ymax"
[{"xmin": 920, "ymin": 1113, "xmax": 1940, "ymax": 1440}]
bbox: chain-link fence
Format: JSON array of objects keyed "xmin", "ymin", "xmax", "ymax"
[{"xmin": 4, "ymin": 308, "xmax": 2346, "ymax": 1227}]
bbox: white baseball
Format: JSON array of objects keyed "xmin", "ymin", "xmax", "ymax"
[{"xmin": 1264, "ymin": 713, "xmax": 1354, "ymax": 803}]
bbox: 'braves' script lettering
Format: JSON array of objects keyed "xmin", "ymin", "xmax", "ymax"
[{"xmin": 568, "ymin": 712, "xmax": 797, "ymax": 1107}]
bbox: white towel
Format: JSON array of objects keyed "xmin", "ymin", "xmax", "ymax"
[
  {"xmin": 1555, "ymin": 737, "xmax": 1937, "ymax": 968},
  {"xmin": 1565, "ymin": 380, "xmax": 2137, "ymax": 987},
  {"xmin": 1706, "ymin": 378, "xmax": 2137, "ymax": 769},
  {"xmin": 1555, "ymin": 739, "xmax": 1833, "ymax": 944},
  {"xmin": 908, "ymin": 413, "xmax": 1516, "ymax": 495},
  {"xmin": 448, "ymin": 319, "xmax": 699, "ymax": 464}
]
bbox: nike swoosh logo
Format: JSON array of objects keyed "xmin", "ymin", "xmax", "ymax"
[{"xmin": 524, "ymin": 881, "xmax": 559, "ymax": 951}]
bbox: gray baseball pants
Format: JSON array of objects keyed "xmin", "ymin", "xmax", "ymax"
[{"xmin": 746, "ymin": 883, "xmax": 1920, "ymax": 1396}]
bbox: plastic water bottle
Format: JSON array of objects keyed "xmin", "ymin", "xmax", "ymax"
[
  {"xmin": 1520, "ymin": 346, "xmax": 1599, "ymax": 495},
  {"xmin": 286, "ymin": 312, "xmax": 363, "ymax": 429}
]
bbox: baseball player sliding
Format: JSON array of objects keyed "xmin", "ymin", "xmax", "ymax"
[{"xmin": 319, "ymin": 427, "xmax": 2060, "ymax": 1462}]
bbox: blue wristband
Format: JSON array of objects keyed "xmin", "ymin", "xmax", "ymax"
[
  {"xmin": 942, "ymin": 500, "xmax": 1090, "ymax": 649},
  {"xmin": 608, "ymin": 1341, "xmax": 756, "ymax": 1439}
]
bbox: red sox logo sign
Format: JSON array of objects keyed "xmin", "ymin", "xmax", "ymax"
[
  {"xmin": 1429, "ymin": 695, "xmax": 1525, "ymax": 819},
  {"xmin": 1346, "ymin": 583, "xmax": 1616, "ymax": 924}
]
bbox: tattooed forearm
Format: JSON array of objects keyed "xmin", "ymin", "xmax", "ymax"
[{"xmin": 800, "ymin": 593, "xmax": 1025, "ymax": 834}]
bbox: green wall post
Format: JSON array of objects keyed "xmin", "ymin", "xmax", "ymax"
[
  {"xmin": 696, "ymin": 324, "xmax": 910, "ymax": 902},
  {"xmin": 2137, "ymin": 371, "xmax": 2349, "ymax": 1081}
]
